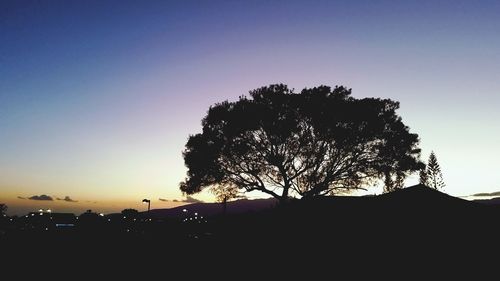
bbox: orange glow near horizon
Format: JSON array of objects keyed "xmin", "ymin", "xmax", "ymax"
[{"xmin": 1, "ymin": 194, "xmax": 191, "ymax": 216}]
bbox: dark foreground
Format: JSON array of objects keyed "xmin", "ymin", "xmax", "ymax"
[{"xmin": 2, "ymin": 186, "xmax": 499, "ymax": 276}]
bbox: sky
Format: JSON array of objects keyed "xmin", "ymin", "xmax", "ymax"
[{"xmin": 1, "ymin": 0, "xmax": 500, "ymax": 215}]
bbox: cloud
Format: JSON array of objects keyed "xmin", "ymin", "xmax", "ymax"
[
  {"xmin": 17, "ymin": 196, "xmax": 26, "ymax": 200},
  {"xmin": 471, "ymin": 191, "xmax": 500, "ymax": 197},
  {"xmin": 57, "ymin": 196, "xmax": 78, "ymax": 203},
  {"xmin": 159, "ymin": 196, "xmax": 203, "ymax": 203},
  {"xmin": 28, "ymin": 195, "xmax": 53, "ymax": 201},
  {"xmin": 183, "ymin": 196, "xmax": 203, "ymax": 203}
]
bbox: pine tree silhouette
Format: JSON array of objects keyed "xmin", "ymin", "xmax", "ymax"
[
  {"xmin": 419, "ymin": 168, "xmax": 428, "ymax": 186},
  {"xmin": 426, "ymin": 151, "xmax": 445, "ymax": 190}
]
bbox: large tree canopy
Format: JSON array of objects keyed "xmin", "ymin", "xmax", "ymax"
[{"xmin": 180, "ymin": 84, "xmax": 423, "ymax": 202}]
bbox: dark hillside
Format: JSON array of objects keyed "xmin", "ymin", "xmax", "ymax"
[{"xmin": 2, "ymin": 185, "xmax": 499, "ymax": 273}]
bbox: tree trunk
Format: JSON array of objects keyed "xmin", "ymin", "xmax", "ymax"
[{"xmin": 278, "ymin": 195, "xmax": 290, "ymax": 205}]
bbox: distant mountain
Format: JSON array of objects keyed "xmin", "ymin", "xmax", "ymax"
[
  {"xmin": 145, "ymin": 198, "xmax": 278, "ymax": 219},
  {"xmin": 290, "ymin": 184, "xmax": 479, "ymax": 210},
  {"xmin": 471, "ymin": 191, "xmax": 500, "ymax": 197},
  {"xmin": 380, "ymin": 184, "xmax": 478, "ymax": 207},
  {"xmin": 140, "ymin": 185, "xmax": 499, "ymax": 222},
  {"xmin": 474, "ymin": 197, "xmax": 500, "ymax": 206},
  {"xmin": 145, "ymin": 185, "xmax": 486, "ymax": 219}
]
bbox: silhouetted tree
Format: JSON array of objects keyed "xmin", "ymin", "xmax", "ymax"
[
  {"xmin": 383, "ymin": 172, "xmax": 406, "ymax": 193},
  {"xmin": 211, "ymin": 185, "xmax": 244, "ymax": 214},
  {"xmin": 180, "ymin": 84, "xmax": 423, "ymax": 202},
  {"xmin": 426, "ymin": 151, "xmax": 445, "ymax": 190},
  {"xmin": 78, "ymin": 209, "xmax": 102, "ymax": 228},
  {"xmin": 121, "ymin": 208, "xmax": 139, "ymax": 218},
  {"xmin": 419, "ymin": 167, "xmax": 429, "ymax": 186},
  {"xmin": 0, "ymin": 204, "xmax": 7, "ymax": 225},
  {"xmin": 0, "ymin": 204, "xmax": 6, "ymax": 216}
]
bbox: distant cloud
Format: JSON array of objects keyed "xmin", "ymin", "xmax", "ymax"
[
  {"xmin": 28, "ymin": 195, "xmax": 53, "ymax": 201},
  {"xmin": 160, "ymin": 196, "xmax": 203, "ymax": 203},
  {"xmin": 472, "ymin": 191, "xmax": 500, "ymax": 197},
  {"xmin": 183, "ymin": 196, "xmax": 203, "ymax": 203},
  {"xmin": 57, "ymin": 196, "xmax": 78, "ymax": 203},
  {"xmin": 17, "ymin": 196, "xmax": 26, "ymax": 200},
  {"xmin": 158, "ymin": 195, "xmax": 204, "ymax": 203}
]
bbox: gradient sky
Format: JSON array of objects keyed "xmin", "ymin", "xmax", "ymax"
[{"xmin": 1, "ymin": 0, "xmax": 500, "ymax": 215}]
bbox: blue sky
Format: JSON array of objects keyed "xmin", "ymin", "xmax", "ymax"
[{"xmin": 1, "ymin": 0, "xmax": 500, "ymax": 215}]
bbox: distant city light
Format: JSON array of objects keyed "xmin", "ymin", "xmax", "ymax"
[
  {"xmin": 56, "ymin": 223, "xmax": 75, "ymax": 227},
  {"xmin": 182, "ymin": 209, "xmax": 187, "ymax": 213},
  {"xmin": 38, "ymin": 209, "xmax": 43, "ymax": 212},
  {"xmin": 99, "ymin": 213, "xmax": 104, "ymax": 217},
  {"xmin": 47, "ymin": 209, "xmax": 52, "ymax": 213}
]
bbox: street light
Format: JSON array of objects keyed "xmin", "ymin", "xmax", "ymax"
[{"xmin": 142, "ymin": 199, "xmax": 151, "ymax": 213}]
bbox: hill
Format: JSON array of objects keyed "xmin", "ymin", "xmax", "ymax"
[
  {"xmin": 144, "ymin": 197, "xmax": 278, "ymax": 219},
  {"xmin": 3, "ymin": 184, "xmax": 500, "ymax": 273},
  {"xmin": 474, "ymin": 197, "xmax": 500, "ymax": 206},
  {"xmin": 209, "ymin": 184, "xmax": 500, "ymax": 248}
]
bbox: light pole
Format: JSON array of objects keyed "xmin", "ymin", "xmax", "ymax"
[{"xmin": 142, "ymin": 199, "xmax": 151, "ymax": 213}]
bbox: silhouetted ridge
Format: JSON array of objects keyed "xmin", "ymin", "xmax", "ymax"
[
  {"xmin": 203, "ymin": 184, "xmax": 500, "ymax": 262},
  {"xmin": 474, "ymin": 196, "xmax": 500, "ymax": 206},
  {"xmin": 380, "ymin": 184, "xmax": 477, "ymax": 207},
  {"xmin": 3, "ymin": 185, "xmax": 500, "ymax": 272},
  {"xmin": 145, "ymin": 198, "xmax": 278, "ymax": 219}
]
